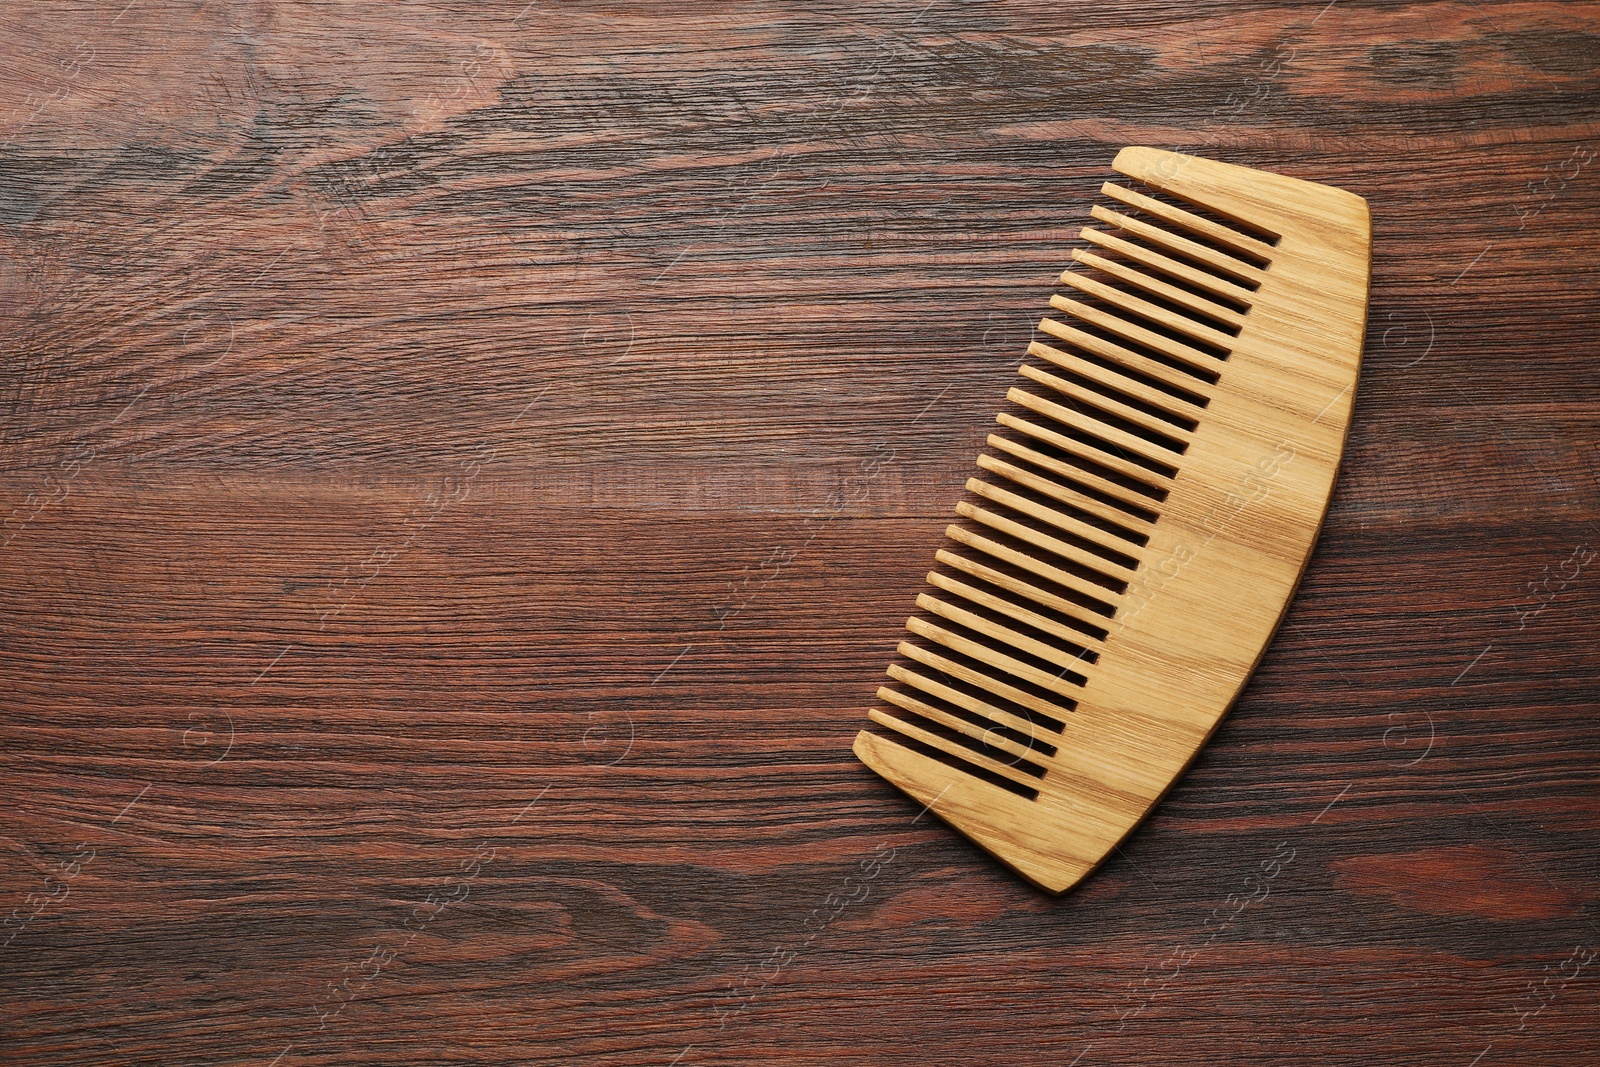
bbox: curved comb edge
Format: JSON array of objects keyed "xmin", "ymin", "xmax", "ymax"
[{"xmin": 853, "ymin": 730, "xmax": 1109, "ymax": 893}]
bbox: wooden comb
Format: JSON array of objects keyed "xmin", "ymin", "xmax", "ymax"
[{"xmin": 853, "ymin": 147, "xmax": 1370, "ymax": 893}]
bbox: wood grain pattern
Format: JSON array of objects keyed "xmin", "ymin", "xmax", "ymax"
[
  {"xmin": 858, "ymin": 146, "xmax": 1372, "ymax": 893},
  {"xmin": 2, "ymin": 1, "xmax": 1597, "ymax": 1064}
]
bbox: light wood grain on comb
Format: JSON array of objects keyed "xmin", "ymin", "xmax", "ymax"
[{"xmin": 854, "ymin": 147, "xmax": 1371, "ymax": 894}]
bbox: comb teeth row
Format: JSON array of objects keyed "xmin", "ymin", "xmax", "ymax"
[
  {"xmin": 869, "ymin": 178, "xmax": 1278, "ymax": 798},
  {"xmin": 855, "ymin": 147, "xmax": 1371, "ymax": 893}
]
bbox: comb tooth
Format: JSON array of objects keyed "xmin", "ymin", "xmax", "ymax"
[
  {"xmin": 934, "ymin": 549, "xmax": 1110, "ymax": 643},
  {"xmin": 875, "ymin": 687, "xmax": 1054, "ymax": 767},
  {"xmin": 867, "ymin": 708, "xmax": 1046, "ymax": 789},
  {"xmin": 1036, "ymin": 318, "xmax": 1215, "ymax": 401},
  {"xmin": 1080, "ymin": 226, "xmax": 1255, "ymax": 306},
  {"xmin": 926, "ymin": 570, "xmax": 1103, "ymax": 655},
  {"xmin": 887, "ymin": 662, "xmax": 1063, "ymax": 736},
  {"xmin": 944, "ymin": 525, "xmax": 1119, "ymax": 614},
  {"xmin": 898, "ymin": 640, "xmax": 1078, "ymax": 721},
  {"xmin": 916, "ymin": 592, "xmax": 1095, "ymax": 678},
  {"xmin": 962, "ymin": 485, "xmax": 1138, "ymax": 582},
  {"xmin": 1090, "ymin": 204, "xmax": 1267, "ymax": 288},
  {"xmin": 971, "ymin": 471, "xmax": 1147, "ymax": 557},
  {"xmin": 1027, "ymin": 340, "xmax": 1203, "ymax": 427},
  {"xmin": 1100, "ymin": 181, "xmax": 1276, "ymax": 264},
  {"xmin": 1017, "ymin": 363, "xmax": 1194, "ymax": 448},
  {"xmin": 986, "ymin": 434, "xmax": 1159, "ymax": 523},
  {"xmin": 979, "ymin": 444, "xmax": 1156, "ymax": 532},
  {"xmin": 975, "ymin": 453, "xmax": 1153, "ymax": 542},
  {"xmin": 995, "ymin": 412, "xmax": 1170, "ymax": 498},
  {"xmin": 1068, "ymin": 249, "xmax": 1246, "ymax": 330},
  {"xmin": 1049, "ymin": 295, "xmax": 1227, "ymax": 376},
  {"xmin": 1058, "ymin": 269, "xmax": 1239, "ymax": 352},
  {"xmin": 905, "ymin": 615, "xmax": 1086, "ymax": 699},
  {"xmin": 1008, "ymin": 385, "xmax": 1181, "ymax": 469},
  {"xmin": 955, "ymin": 501, "xmax": 1131, "ymax": 593}
]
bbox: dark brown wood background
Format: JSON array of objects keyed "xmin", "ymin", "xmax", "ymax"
[{"xmin": 2, "ymin": 1, "xmax": 1597, "ymax": 1064}]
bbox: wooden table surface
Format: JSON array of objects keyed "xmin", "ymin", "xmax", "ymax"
[{"xmin": 3, "ymin": 2, "xmax": 1597, "ymax": 1064}]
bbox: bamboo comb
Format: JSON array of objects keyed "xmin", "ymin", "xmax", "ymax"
[{"xmin": 853, "ymin": 147, "xmax": 1371, "ymax": 893}]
